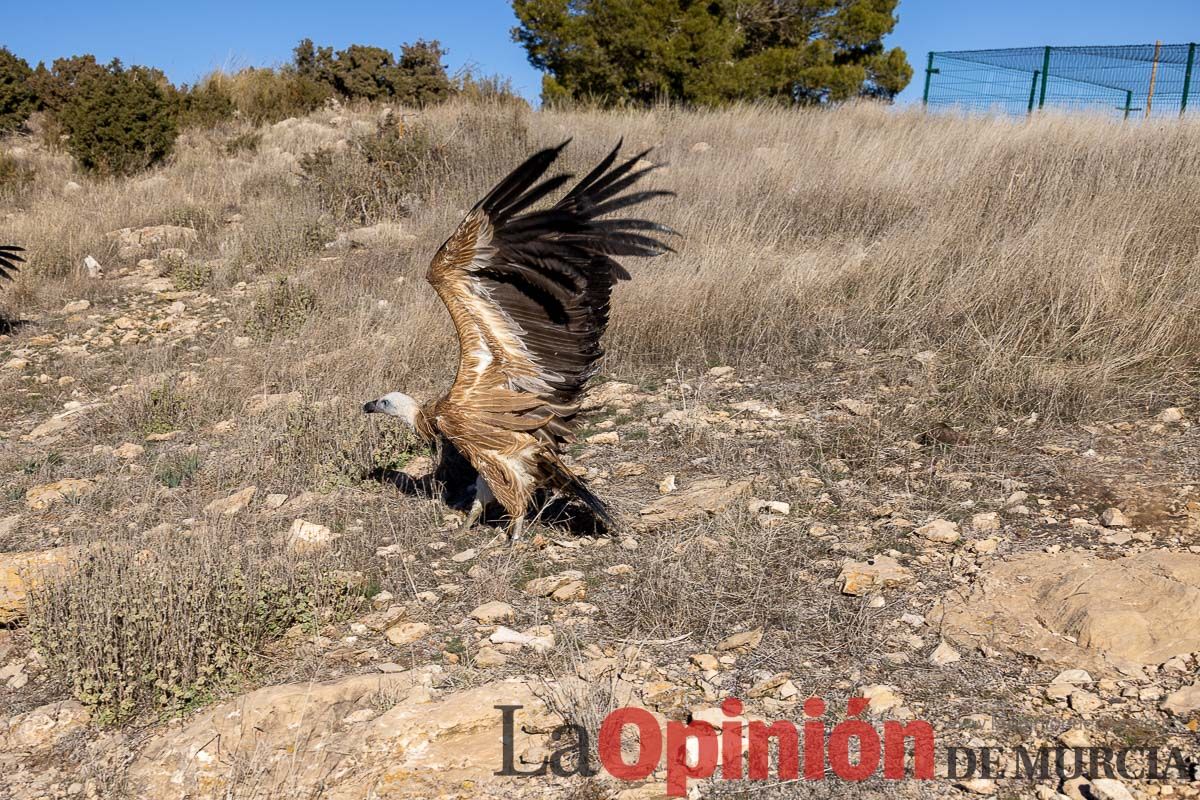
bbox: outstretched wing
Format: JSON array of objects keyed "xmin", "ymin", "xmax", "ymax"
[
  {"xmin": 425, "ymin": 141, "xmax": 672, "ymax": 514},
  {"xmin": 0, "ymin": 245, "xmax": 24, "ymax": 283}
]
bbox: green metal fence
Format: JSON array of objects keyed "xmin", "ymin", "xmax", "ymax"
[{"xmin": 923, "ymin": 43, "xmax": 1198, "ymax": 118}]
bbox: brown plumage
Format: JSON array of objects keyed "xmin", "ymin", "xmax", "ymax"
[{"xmin": 365, "ymin": 141, "xmax": 673, "ymax": 537}]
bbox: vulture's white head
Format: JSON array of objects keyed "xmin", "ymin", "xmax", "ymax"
[{"xmin": 363, "ymin": 391, "xmax": 418, "ymax": 426}]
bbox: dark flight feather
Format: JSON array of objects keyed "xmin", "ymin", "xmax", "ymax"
[{"xmin": 0, "ymin": 245, "xmax": 24, "ymax": 283}]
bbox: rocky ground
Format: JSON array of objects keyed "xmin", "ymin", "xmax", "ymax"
[{"xmin": 2, "ymin": 108, "xmax": 1200, "ymax": 800}]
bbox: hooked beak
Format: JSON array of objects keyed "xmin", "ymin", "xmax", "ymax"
[{"xmin": 362, "ymin": 399, "xmax": 381, "ymax": 414}]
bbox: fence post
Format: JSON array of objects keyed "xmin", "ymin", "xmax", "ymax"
[
  {"xmin": 1182, "ymin": 43, "xmax": 1196, "ymax": 116},
  {"xmin": 1037, "ymin": 46, "xmax": 1052, "ymax": 109},
  {"xmin": 1146, "ymin": 40, "xmax": 1163, "ymax": 117},
  {"xmin": 1124, "ymin": 90, "xmax": 1133, "ymax": 120},
  {"xmin": 1027, "ymin": 70, "xmax": 1041, "ymax": 113},
  {"xmin": 922, "ymin": 52, "xmax": 937, "ymax": 106}
]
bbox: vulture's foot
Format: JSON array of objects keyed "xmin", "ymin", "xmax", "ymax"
[{"xmin": 460, "ymin": 498, "xmax": 485, "ymax": 530}]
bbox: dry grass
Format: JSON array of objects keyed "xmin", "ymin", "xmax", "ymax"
[
  {"xmin": 3, "ymin": 97, "xmax": 1200, "ymax": 730},
  {"xmin": 5, "ymin": 100, "xmax": 1200, "ymax": 419}
]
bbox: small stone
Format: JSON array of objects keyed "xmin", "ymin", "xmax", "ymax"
[
  {"xmin": 968, "ymin": 512, "xmax": 1000, "ymax": 532},
  {"xmin": 957, "ymin": 778, "xmax": 997, "ymax": 795},
  {"xmin": 287, "ymin": 519, "xmax": 339, "ymax": 553},
  {"xmin": 62, "ymin": 300, "xmax": 91, "ymax": 314},
  {"xmin": 384, "ymin": 622, "xmax": 430, "ymax": 645},
  {"xmin": 451, "ymin": 548, "xmax": 477, "ymax": 563},
  {"xmin": 203, "ymin": 486, "xmax": 256, "ymax": 516},
  {"xmin": 858, "ymin": 684, "xmax": 902, "ymax": 713},
  {"xmin": 551, "ymin": 580, "xmax": 586, "ymax": 602},
  {"xmin": 524, "ymin": 573, "xmax": 582, "ymax": 598},
  {"xmin": 748, "ymin": 673, "xmax": 792, "ymax": 699},
  {"xmin": 1059, "ymin": 728, "xmax": 1091, "ymax": 748},
  {"xmin": 1090, "ymin": 778, "xmax": 1135, "ymax": 800},
  {"xmin": 716, "ymin": 628, "xmax": 763, "ymax": 653},
  {"xmin": 264, "ymin": 493, "xmax": 288, "ymax": 509},
  {"xmin": 970, "ymin": 538, "xmax": 999, "ymax": 554},
  {"xmin": 3, "ymin": 357, "xmax": 28, "ymax": 370},
  {"xmin": 691, "ymin": 142, "xmax": 712, "ymax": 153},
  {"xmin": 1161, "ymin": 682, "xmax": 1200, "ymax": 716},
  {"xmin": 658, "ymin": 474, "xmax": 677, "ymax": 494},
  {"xmin": 690, "ymin": 653, "xmax": 719, "ymax": 671},
  {"xmin": 1052, "ymin": 669, "xmax": 1092, "ymax": 685},
  {"xmin": 1158, "ymin": 407, "xmax": 1186, "ymax": 424},
  {"xmin": 586, "ymin": 431, "xmax": 619, "ymax": 445},
  {"xmin": 113, "ymin": 443, "xmax": 144, "ymax": 460},
  {"xmin": 930, "ymin": 641, "xmax": 961, "ymax": 666},
  {"xmin": 1099, "ymin": 508, "xmax": 1130, "ymax": 528},
  {"xmin": 490, "ymin": 626, "xmax": 554, "ymax": 652},
  {"xmin": 835, "ymin": 398, "xmax": 873, "ymax": 416},
  {"xmin": 915, "ymin": 518, "xmax": 960, "ymax": 544},
  {"xmin": 1069, "ymin": 688, "xmax": 1102, "ymax": 713},
  {"xmin": 474, "ymin": 646, "xmax": 508, "ymax": 667},
  {"xmin": 469, "ymin": 601, "xmax": 516, "ymax": 624},
  {"xmin": 1046, "ymin": 683, "xmax": 1073, "ymax": 701},
  {"xmin": 838, "ymin": 555, "xmax": 914, "ymax": 596}
]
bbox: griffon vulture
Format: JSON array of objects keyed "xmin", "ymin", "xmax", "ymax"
[{"xmin": 364, "ymin": 141, "xmax": 673, "ymax": 539}]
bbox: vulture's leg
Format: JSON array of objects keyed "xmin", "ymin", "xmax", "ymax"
[
  {"xmin": 506, "ymin": 515, "xmax": 526, "ymax": 543},
  {"xmin": 461, "ymin": 475, "xmax": 493, "ymax": 529}
]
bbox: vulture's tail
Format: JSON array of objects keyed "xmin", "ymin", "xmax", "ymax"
[{"xmin": 544, "ymin": 455, "xmax": 616, "ymax": 533}]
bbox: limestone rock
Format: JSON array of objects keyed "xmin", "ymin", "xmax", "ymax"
[
  {"xmin": 839, "ymin": 555, "xmax": 914, "ymax": 596},
  {"xmin": 0, "ymin": 547, "xmax": 78, "ymax": 624},
  {"xmin": 489, "ymin": 626, "xmax": 554, "ymax": 653},
  {"xmin": 716, "ymin": 628, "xmax": 763, "ymax": 653},
  {"xmin": 1161, "ymin": 682, "xmax": 1200, "ymax": 716},
  {"xmin": 915, "ymin": 518, "xmax": 960, "ymax": 544},
  {"xmin": 2, "ymin": 700, "xmax": 91, "ymax": 751},
  {"xmin": 287, "ymin": 519, "xmax": 339, "ymax": 553},
  {"xmin": 637, "ymin": 478, "xmax": 752, "ymax": 524},
  {"xmin": 114, "ymin": 442, "xmax": 145, "ymax": 460},
  {"xmin": 932, "ymin": 550, "xmax": 1200, "ymax": 674},
  {"xmin": 1099, "ymin": 508, "xmax": 1130, "ymax": 528},
  {"xmin": 469, "ymin": 601, "xmax": 516, "ymax": 624},
  {"xmin": 1158, "ymin": 407, "xmax": 1186, "ymax": 424},
  {"xmin": 25, "ymin": 478, "xmax": 94, "ymax": 511},
  {"xmin": 929, "ymin": 641, "xmax": 961, "ymax": 666},
  {"xmin": 203, "ymin": 486, "xmax": 256, "ymax": 517},
  {"xmin": 580, "ymin": 381, "xmax": 637, "ymax": 411},
  {"xmin": 858, "ymin": 684, "xmax": 902, "ymax": 713},
  {"xmin": 523, "ymin": 572, "xmax": 585, "ymax": 601},
  {"xmin": 127, "ymin": 669, "xmax": 555, "ymax": 799},
  {"xmin": 384, "ymin": 622, "xmax": 431, "ymax": 646},
  {"xmin": 1090, "ymin": 779, "xmax": 1135, "ymax": 800},
  {"xmin": 968, "ymin": 512, "xmax": 1000, "ymax": 532}
]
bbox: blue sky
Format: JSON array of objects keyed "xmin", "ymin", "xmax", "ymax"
[{"xmin": 4, "ymin": 1, "xmax": 1200, "ymax": 106}]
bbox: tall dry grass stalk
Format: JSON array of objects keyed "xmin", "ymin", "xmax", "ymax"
[{"xmin": 4, "ymin": 99, "xmax": 1199, "ymax": 425}]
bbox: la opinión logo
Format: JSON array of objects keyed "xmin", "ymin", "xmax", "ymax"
[{"xmin": 497, "ymin": 696, "xmax": 935, "ymax": 797}]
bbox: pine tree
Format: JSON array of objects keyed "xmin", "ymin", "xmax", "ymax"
[
  {"xmin": 511, "ymin": 0, "xmax": 911, "ymax": 106},
  {"xmin": 0, "ymin": 48, "xmax": 37, "ymax": 132}
]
